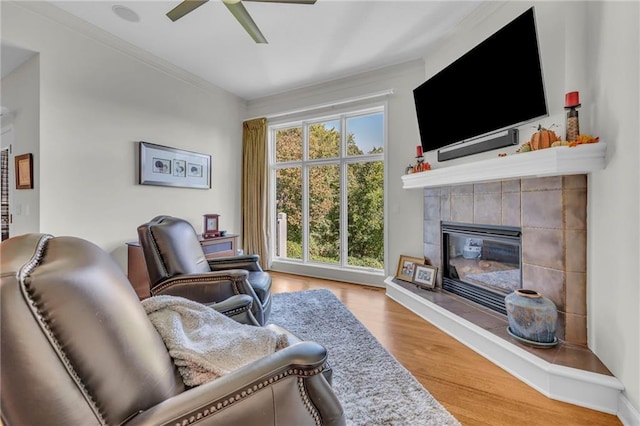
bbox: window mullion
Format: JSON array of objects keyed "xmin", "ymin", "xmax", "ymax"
[
  {"xmin": 302, "ymin": 122, "xmax": 309, "ymax": 264},
  {"xmin": 340, "ymin": 115, "xmax": 348, "ymax": 268}
]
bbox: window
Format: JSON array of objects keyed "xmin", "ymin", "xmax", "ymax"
[{"xmin": 270, "ymin": 106, "xmax": 384, "ymax": 272}]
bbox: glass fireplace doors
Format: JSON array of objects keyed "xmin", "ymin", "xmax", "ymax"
[{"xmin": 442, "ymin": 222, "xmax": 522, "ymax": 315}]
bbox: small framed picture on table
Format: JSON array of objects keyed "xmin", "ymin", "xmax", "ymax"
[{"xmin": 413, "ymin": 264, "xmax": 437, "ymax": 289}]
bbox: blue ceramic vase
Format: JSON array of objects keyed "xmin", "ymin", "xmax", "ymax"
[{"xmin": 505, "ymin": 289, "xmax": 557, "ymax": 344}]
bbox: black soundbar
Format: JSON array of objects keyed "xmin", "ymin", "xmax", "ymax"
[{"xmin": 437, "ymin": 128, "xmax": 519, "ymax": 162}]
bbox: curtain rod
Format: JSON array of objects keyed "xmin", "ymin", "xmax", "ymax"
[{"xmin": 245, "ymin": 89, "xmax": 394, "ymax": 122}]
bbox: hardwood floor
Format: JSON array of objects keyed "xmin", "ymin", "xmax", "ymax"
[{"xmin": 270, "ymin": 271, "xmax": 622, "ymax": 426}]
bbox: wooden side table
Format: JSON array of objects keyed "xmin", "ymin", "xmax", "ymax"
[
  {"xmin": 199, "ymin": 234, "xmax": 238, "ymax": 259},
  {"xmin": 126, "ymin": 234, "xmax": 239, "ymax": 300}
]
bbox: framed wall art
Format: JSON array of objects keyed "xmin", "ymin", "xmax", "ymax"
[
  {"xmin": 413, "ymin": 264, "xmax": 437, "ymax": 289},
  {"xmin": 15, "ymin": 153, "xmax": 33, "ymax": 189},
  {"xmin": 395, "ymin": 255, "xmax": 425, "ymax": 283},
  {"xmin": 139, "ymin": 141, "xmax": 211, "ymax": 189}
]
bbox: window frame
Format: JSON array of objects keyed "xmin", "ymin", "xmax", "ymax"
[{"xmin": 268, "ymin": 102, "xmax": 387, "ymax": 279}]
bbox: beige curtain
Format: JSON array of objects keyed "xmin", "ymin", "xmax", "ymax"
[{"xmin": 242, "ymin": 117, "xmax": 270, "ymax": 269}]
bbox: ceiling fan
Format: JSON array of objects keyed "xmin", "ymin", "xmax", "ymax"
[{"xmin": 166, "ymin": 0, "xmax": 317, "ymax": 44}]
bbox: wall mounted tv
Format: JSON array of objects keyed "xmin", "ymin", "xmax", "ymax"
[{"xmin": 413, "ymin": 7, "xmax": 547, "ymax": 161}]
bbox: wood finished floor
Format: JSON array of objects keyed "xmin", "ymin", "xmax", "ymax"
[{"xmin": 270, "ymin": 271, "xmax": 622, "ymax": 426}]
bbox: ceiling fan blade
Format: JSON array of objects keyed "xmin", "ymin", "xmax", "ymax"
[
  {"xmin": 242, "ymin": 0, "xmax": 316, "ymax": 4},
  {"xmin": 166, "ymin": 0, "xmax": 209, "ymax": 22},
  {"xmin": 223, "ymin": 1, "xmax": 268, "ymax": 44}
]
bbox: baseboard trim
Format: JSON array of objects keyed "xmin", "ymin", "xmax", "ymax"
[
  {"xmin": 270, "ymin": 261, "xmax": 385, "ymax": 288},
  {"xmin": 618, "ymin": 393, "xmax": 640, "ymax": 426},
  {"xmin": 385, "ymin": 278, "xmax": 624, "ymax": 416}
]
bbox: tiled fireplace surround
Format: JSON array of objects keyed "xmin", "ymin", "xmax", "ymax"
[
  {"xmin": 386, "ymin": 145, "xmax": 624, "ymax": 413},
  {"xmin": 423, "ymin": 174, "xmax": 588, "ymax": 345}
]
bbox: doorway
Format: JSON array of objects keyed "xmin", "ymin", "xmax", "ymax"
[{"xmin": 1, "ymin": 125, "xmax": 14, "ymax": 240}]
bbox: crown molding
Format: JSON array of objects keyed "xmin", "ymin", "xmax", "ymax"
[{"xmin": 8, "ymin": 1, "xmax": 240, "ymax": 100}]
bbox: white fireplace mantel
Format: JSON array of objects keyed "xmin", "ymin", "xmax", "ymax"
[{"xmin": 402, "ymin": 143, "xmax": 607, "ymax": 189}]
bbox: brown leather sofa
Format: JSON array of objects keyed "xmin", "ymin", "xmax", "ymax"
[
  {"xmin": 138, "ymin": 215, "xmax": 272, "ymax": 325},
  {"xmin": 0, "ymin": 233, "xmax": 345, "ymax": 426}
]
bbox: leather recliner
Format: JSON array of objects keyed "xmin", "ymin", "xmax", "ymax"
[
  {"xmin": 137, "ymin": 215, "xmax": 272, "ymax": 325},
  {"xmin": 0, "ymin": 233, "xmax": 345, "ymax": 426}
]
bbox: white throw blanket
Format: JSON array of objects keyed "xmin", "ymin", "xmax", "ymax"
[{"xmin": 142, "ymin": 295, "xmax": 288, "ymax": 386}]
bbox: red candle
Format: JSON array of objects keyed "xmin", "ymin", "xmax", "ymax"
[
  {"xmin": 416, "ymin": 145, "xmax": 423, "ymax": 157},
  {"xmin": 565, "ymin": 91, "xmax": 580, "ymax": 108}
]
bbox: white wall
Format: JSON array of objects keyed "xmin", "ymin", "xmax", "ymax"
[
  {"xmin": 1, "ymin": 54, "xmax": 40, "ymax": 236},
  {"xmin": 587, "ymin": 1, "xmax": 640, "ymax": 421},
  {"xmin": 1, "ymin": 2, "xmax": 247, "ymax": 269}
]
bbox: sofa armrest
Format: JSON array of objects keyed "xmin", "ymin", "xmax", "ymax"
[
  {"xmin": 207, "ymin": 254, "xmax": 263, "ymax": 272},
  {"xmin": 208, "ymin": 293, "xmax": 252, "ymax": 315},
  {"xmin": 151, "ymin": 270, "xmax": 257, "ymax": 302},
  {"xmin": 125, "ymin": 341, "xmax": 345, "ymax": 426},
  {"xmin": 208, "ymin": 294, "xmax": 260, "ymax": 326}
]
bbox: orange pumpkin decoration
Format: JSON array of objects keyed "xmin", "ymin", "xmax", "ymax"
[{"xmin": 530, "ymin": 125, "xmax": 561, "ymax": 150}]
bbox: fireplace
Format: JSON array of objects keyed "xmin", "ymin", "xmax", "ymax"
[
  {"xmin": 442, "ymin": 222, "xmax": 521, "ymax": 315},
  {"xmin": 386, "ymin": 148, "xmax": 620, "ymax": 411},
  {"xmin": 422, "ymin": 175, "xmax": 588, "ymax": 346}
]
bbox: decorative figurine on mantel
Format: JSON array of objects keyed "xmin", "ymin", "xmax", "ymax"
[
  {"xmin": 412, "ymin": 145, "xmax": 431, "ymax": 173},
  {"xmin": 565, "ymin": 91, "xmax": 581, "ymax": 142}
]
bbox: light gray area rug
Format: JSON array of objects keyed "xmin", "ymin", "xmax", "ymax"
[{"xmin": 269, "ymin": 289, "xmax": 461, "ymax": 426}]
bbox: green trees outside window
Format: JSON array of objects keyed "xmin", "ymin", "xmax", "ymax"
[{"xmin": 272, "ymin": 108, "xmax": 384, "ymax": 270}]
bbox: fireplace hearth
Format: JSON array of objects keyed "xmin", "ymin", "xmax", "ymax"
[{"xmin": 442, "ymin": 222, "xmax": 521, "ymax": 315}]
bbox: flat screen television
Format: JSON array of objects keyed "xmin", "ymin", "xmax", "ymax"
[{"xmin": 413, "ymin": 7, "xmax": 547, "ymax": 161}]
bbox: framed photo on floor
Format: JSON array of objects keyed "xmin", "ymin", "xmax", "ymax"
[
  {"xmin": 413, "ymin": 264, "xmax": 437, "ymax": 289},
  {"xmin": 395, "ymin": 255, "xmax": 425, "ymax": 283},
  {"xmin": 139, "ymin": 141, "xmax": 211, "ymax": 189}
]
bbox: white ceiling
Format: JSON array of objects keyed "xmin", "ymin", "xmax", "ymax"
[{"xmin": 5, "ymin": 1, "xmax": 485, "ymax": 100}]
